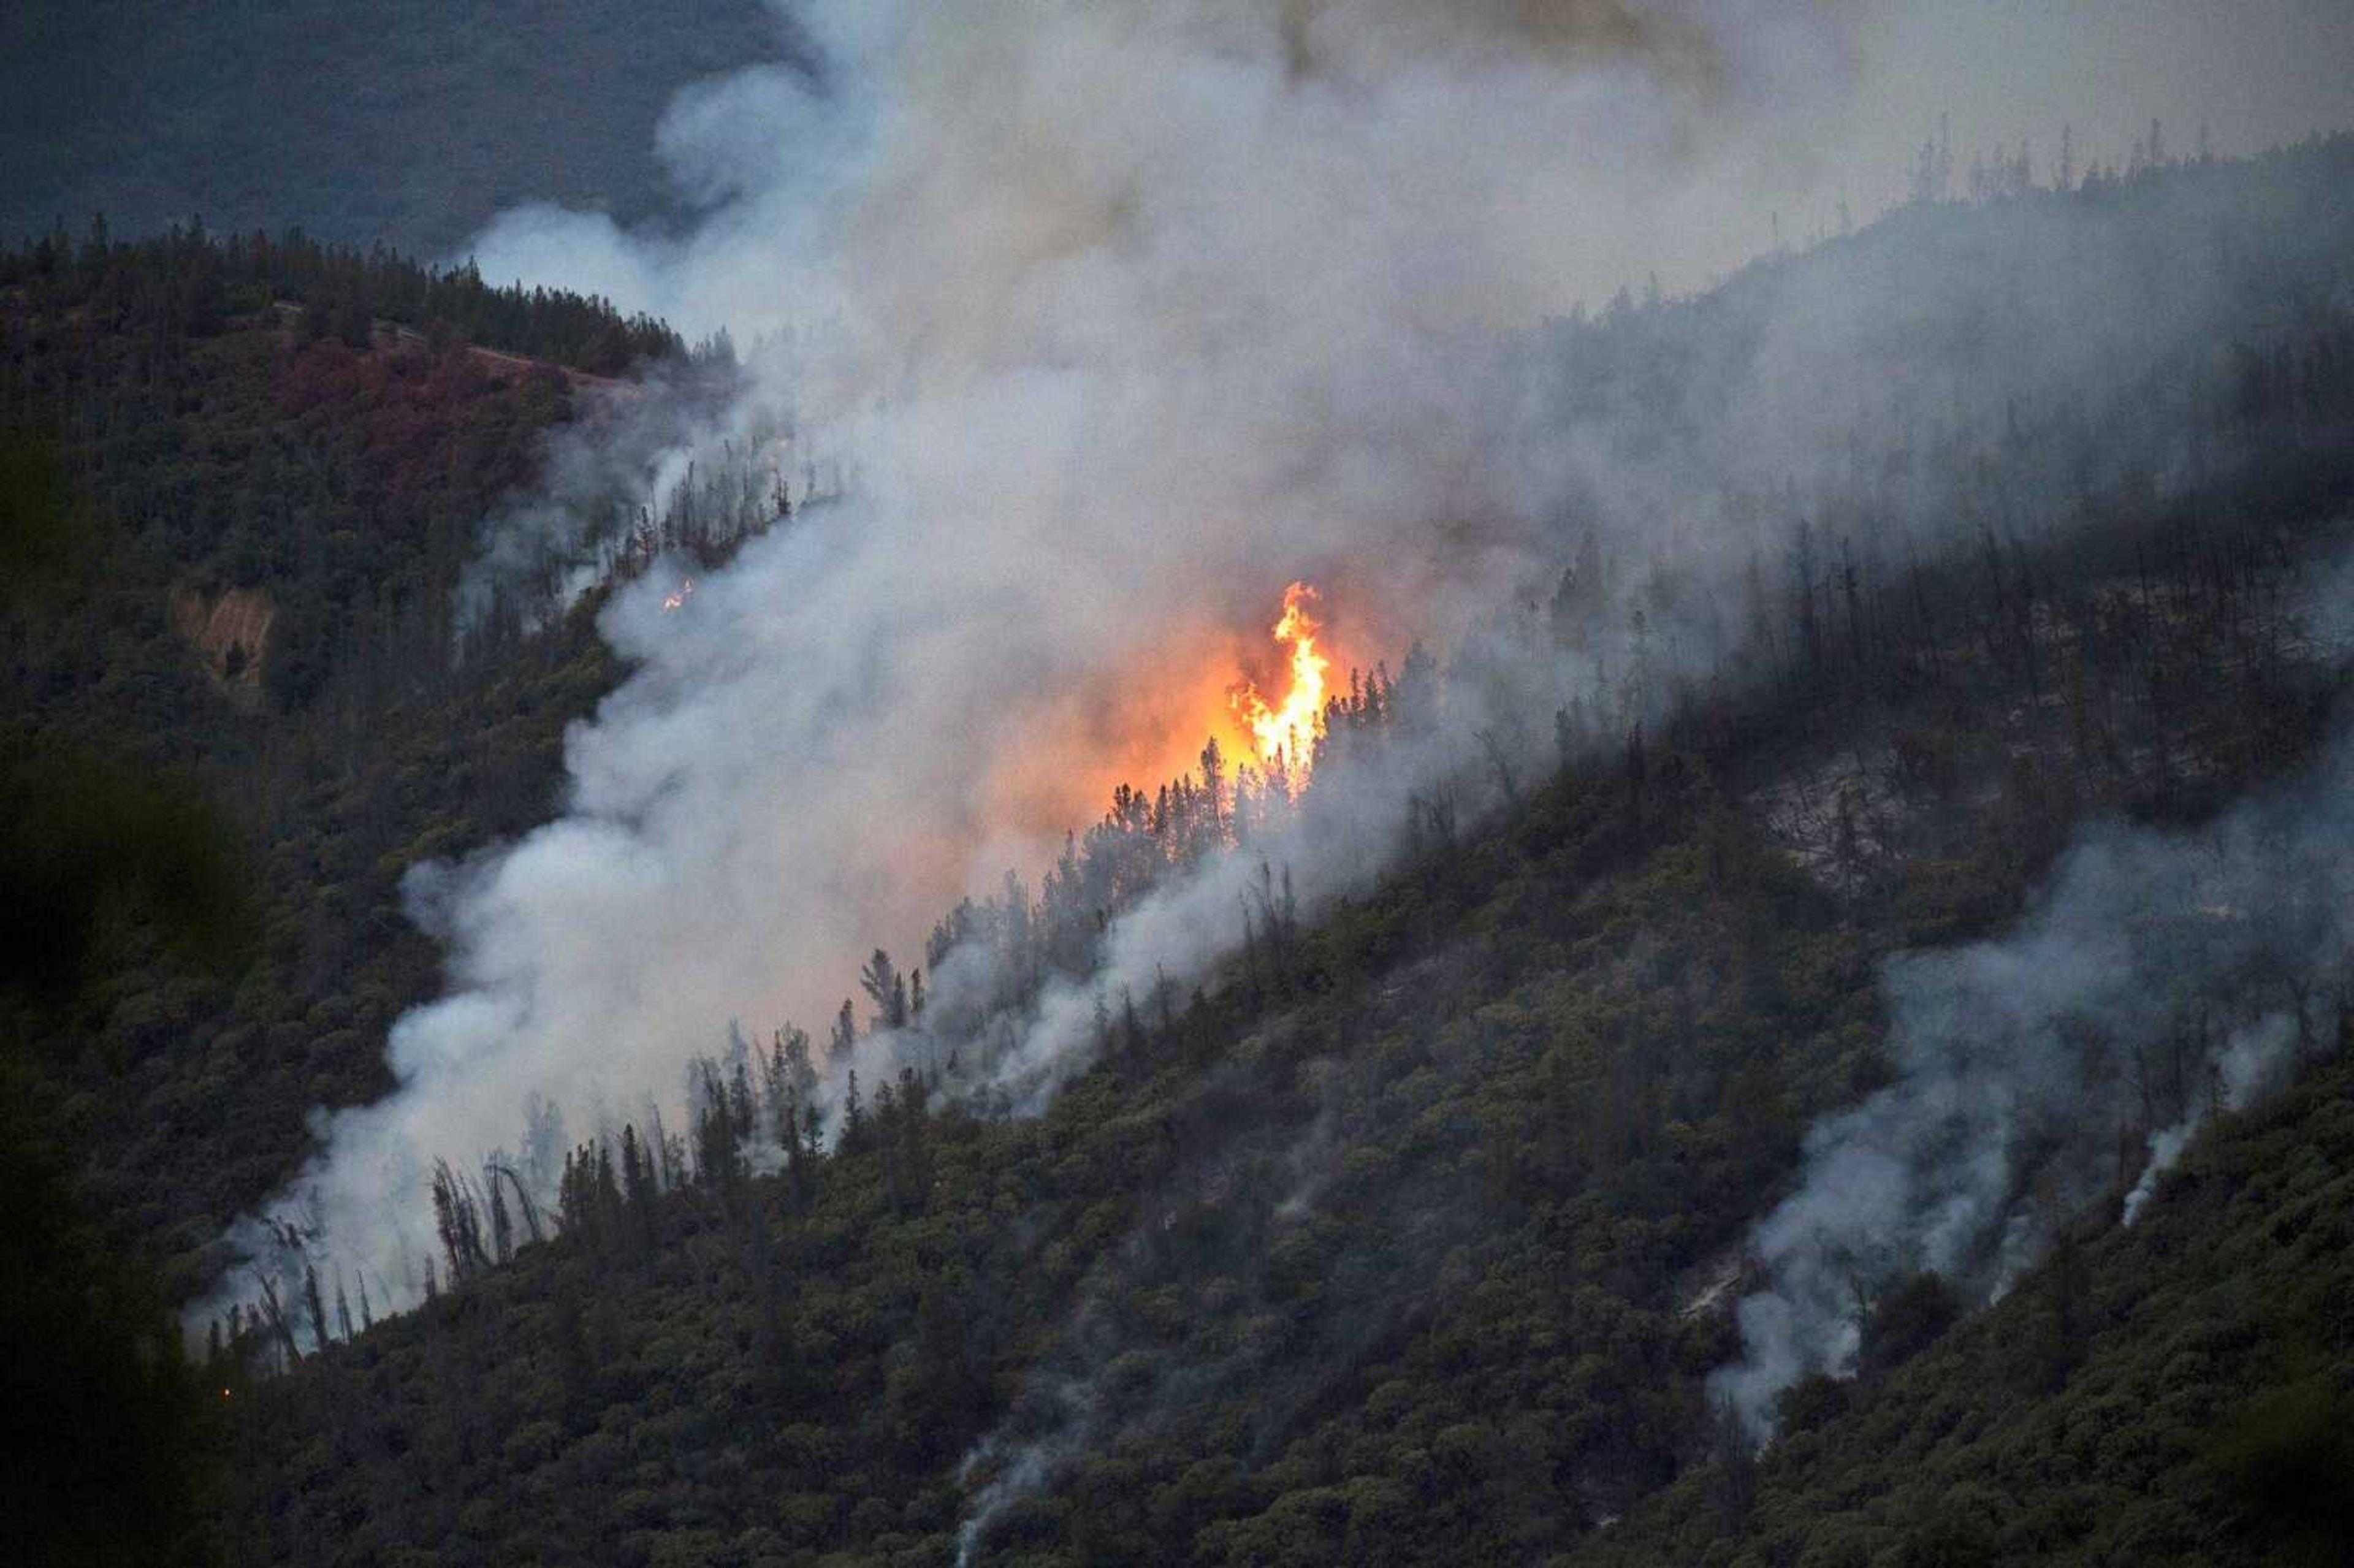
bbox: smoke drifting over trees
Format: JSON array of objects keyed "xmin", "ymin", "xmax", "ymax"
[
  {"xmin": 1713, "ymin": 707, "xmax": 2354, "ymax": 1434},
  {"xmin": 212, "ymin": 0, "xmax": 2354, "ymax": 1382},
  {"xmin": 215, "ymin": 0, "xmax": 1834, "ymax": 1315}
]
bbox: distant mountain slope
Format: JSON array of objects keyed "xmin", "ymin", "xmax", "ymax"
[{"xmin": 0, "ymin": 0, "xmax": 810, "ymax": 256}]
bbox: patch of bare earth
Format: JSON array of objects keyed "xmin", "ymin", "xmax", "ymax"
[{"xmin": 172, "ymin": 585, "xmax": 273, "ymax": 710}]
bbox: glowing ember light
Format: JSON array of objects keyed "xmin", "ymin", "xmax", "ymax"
[
  {"xmin": 1232, "ymin": 580, "xmax": 1331, "ymax": 777},
  {"xmin": 661, "ymin": 579, "xmax": 695, "ymax": 612}
]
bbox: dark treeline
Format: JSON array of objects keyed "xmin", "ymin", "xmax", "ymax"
[
  {"xmin": 0, "ymin": 216, "xmax": 684, "ymax": 373},
  {"xmin": 0, "ymin": 215, "xmax": 728, "ymax": 724}
]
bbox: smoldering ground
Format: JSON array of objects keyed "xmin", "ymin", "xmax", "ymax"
[{"xmin": 1712, "ymin": 706, "xmax": 2354, "ymax": 1436}]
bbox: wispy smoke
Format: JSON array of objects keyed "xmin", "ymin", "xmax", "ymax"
[
  {"xmin": 1712, "ymin": 714, "xmax": 2354, "ymax": 1434},
  {"xmin": 213, "ymin": 0, "xmax": 1860, "ymax": 1317},
  {"xmin": 2119, "ymin": 1009, "xmax": 2298, "ymax": 1225},
  {"xmin": 948, "ymin": 1056, "xmax": 1468, "ymax": 1561},
  {"xmin": 452, "ymin": 353, "xmax": 773, "ymax": 637}
]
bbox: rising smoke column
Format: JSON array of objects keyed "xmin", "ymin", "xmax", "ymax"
[
  {"xmin": 1711, "ymin": 719, "xmax": 2354, "ymax": 1436},
  {"xmin": 214, "ymin": 1, "xmax": 1859, "ymax": 1317}
]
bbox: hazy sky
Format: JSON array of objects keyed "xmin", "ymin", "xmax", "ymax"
[
  {"xmin": 1851, "ymin": 4, "xmax": 2354, "ymax": 177},
  {"xmin": 1660, "ymin": 0, "xmax": 2354, "ymax": 288},
  {"xmin": 441, "ymin": 1, "xmax": 2354, "ymax": 329},
  {"xmin": 8, "ymin": 2, "xmax": 2350, "ymax": 296}
]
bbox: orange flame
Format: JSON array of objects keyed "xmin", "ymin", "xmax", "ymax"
[
  {"xmin": 661, "ymin": 579, "xmax": 695, "ymax": 612},
  {"xmin": 1232, "ymin": 580, "xmax": 1330, "ymax": 778}
]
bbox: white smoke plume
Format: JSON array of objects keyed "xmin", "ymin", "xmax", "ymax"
[
  {"xmin": 1711, "ymin": 715, "xmax": 2354, "ymax": 1436},
  {"xmin": 2120, "ymin": 1010, "xmax": 2299, "ymax": 1225},
  {"xmin": 207, "ymin": 0, "xmax": 2354, "ymax": 1342},
  {"xmin": 210, "ymin": 0, "xmax": 1862, "ymax": 1319}
]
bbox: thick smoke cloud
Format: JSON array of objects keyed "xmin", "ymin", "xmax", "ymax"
[
  {"xmin": 1712, "ymin": 714, "xmax": 2354, "ymax": 1434},
  {"xmin": 210, "ymin": 0, "xmax": 2354, "ymax": 1347},
  {"xmin": 213, "ymin": 1, "xmax": 1861, "ymax": 1315}
]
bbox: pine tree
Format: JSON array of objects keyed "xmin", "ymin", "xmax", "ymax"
[
  {"xmin": 765, "ymin": 1024, "xmax": 818, "ymax": 1149},
  {"xmin": 1199, "ymin": 737, "xmax": 1227, "ymax": 844},
  {"xmin": 840, "ymin": 1068, "xmax": 866, "ymax": 1154},
  {"xmin": 429, "ymin": 1159, "xmax": 487, "ymax": 1282},
  {"xmin": 486, "ymin": 1163, "xmax": 514, "ymax": 1264},
  {"xmin": 830, "ymin": 998, "xmax": 857, "ymax": 1065},
  {"xmin": 301, "ymin": 1263, "xmax": 330, "ymax": 1352},
  {"xmin": 594, "ymin": 1141, "xmax": 622, "ymax": 1237},
  {"xmin": 727, "ymin": 1055, "xmax": 756, "ymax": 1146},
  {"xmin": 860, "ymin": 950, "xmax": 908, "ymax": 1032},
  {"xmin": 620, "ymin": 1125, "xmax": 657, "ymax": 1252}
]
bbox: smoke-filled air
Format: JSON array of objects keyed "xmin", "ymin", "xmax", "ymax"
[
  {"xmin": 213, "ymin": 0, "xmax": 2354, "ymax": 1323},
  {"xmin": 215, "ymin": 0, "xmax": 1872, "ymax": 1315},
  {"xmin": 22, "ymin": 0, "xmax": 2354, "ymax": 1561}
]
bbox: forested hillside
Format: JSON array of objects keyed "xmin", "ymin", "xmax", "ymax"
[
  {"xmin": 1582, "ymin": 1046, "xmax": 2354, "ymax": 1566},
  {"xmin": 211, "ymin": 146, "xmax": 2354, "ymax": 1563},
  {"xmin": 212, "ymin": 440, "xmax": 2354, "ymax": 1562},
  {"xmin": 0, "ymin": 224, "xmax": 719, "ymax": 1309},
  {"xmin": 12, "ymin": 138, "xmax": 2354, "ymax": 1567}
]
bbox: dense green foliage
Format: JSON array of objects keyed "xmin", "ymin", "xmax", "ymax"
[
  {"xmin": 1, "ymin": 431, "xmax": 256, "ymax": 1567},
  {"xmin": 0, "ymin": 235, "xmax": 652, "ymax": 1303},
  {"xmin": 0, "ymin": 1054, "xmax": 224, "ymax": 1567}
]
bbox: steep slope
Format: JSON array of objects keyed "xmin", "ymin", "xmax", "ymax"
[
  {"xmin": 0, "ymin": 231, "xmax": 683, "ymax": 1294},
  {"xmin": 14, "ymin": 143, "xmax": 2354, "ymax": 1565},
  {"xmin": 1577, "ymin": 1046, "xmax": 2354, "ymax": 1568},
  {"xmin": 213, "ymin": 462, "xmax": 2354, "ymax": 1562}
]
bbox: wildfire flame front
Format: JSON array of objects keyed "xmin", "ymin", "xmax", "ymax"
[{"xmin": 1232, "ymin": 580, "xmax": 1330, "ymax": 779}]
